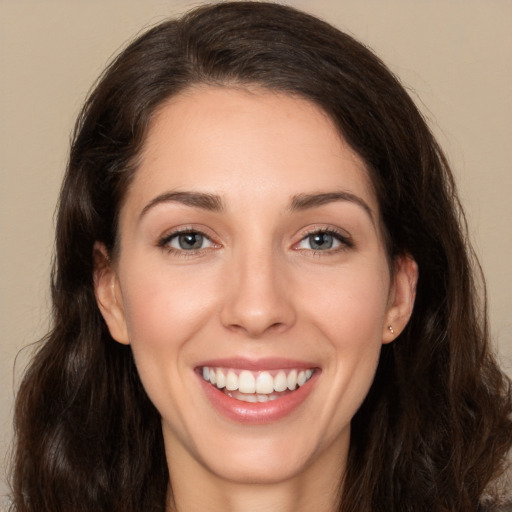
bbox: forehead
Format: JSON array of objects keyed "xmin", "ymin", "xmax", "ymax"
[{"xmin": 123, "ymin": 86, "xmax": 378, "ymax": 217}]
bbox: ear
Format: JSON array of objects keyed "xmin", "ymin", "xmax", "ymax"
[
  {"xmin": 93, "ymin": 242, "xmax": 130, "ymax": 345},
  {"xmin": 382, "ymin": 254, "xmax": 418, "ymax": 344}
]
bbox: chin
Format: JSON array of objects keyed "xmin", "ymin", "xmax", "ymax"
[{"xmin": 207, "ymin": 453, "xmax": 310, "ymax": 485}]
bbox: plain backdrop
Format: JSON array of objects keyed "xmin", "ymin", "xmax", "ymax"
[{"xmin": 1, "ymin": 0, "xmax": 511, "ymax": 503}]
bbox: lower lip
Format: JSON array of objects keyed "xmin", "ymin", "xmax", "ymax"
[{"xmin": 198, "ymin": 371, "xmax": 319, "ymax": 424}]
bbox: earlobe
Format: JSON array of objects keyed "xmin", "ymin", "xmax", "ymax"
[
  {"xmin": 383, "ymin": 254, "xmax": 418, "ymax": 344},
  {"xmin": 93, "ymin": 242, "xmax": 130, "ymax": 345}
]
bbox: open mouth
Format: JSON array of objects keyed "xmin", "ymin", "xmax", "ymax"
[{"xmin": 200, "ymin": 367, "xmax": 315, "ymax": 403}]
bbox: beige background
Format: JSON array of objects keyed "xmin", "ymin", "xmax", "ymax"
[{"xmin": 1, "ymin": 0, "xmax": 511, "ymax": 503}]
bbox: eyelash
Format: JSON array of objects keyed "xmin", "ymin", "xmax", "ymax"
[
  {"xmin": 157, "ymin": 226, "xmax": 354, "ymax": 257},
  {"xmin": 294, "ymin": 227, "xmax": 354, "ymax": 254},
  {"xmin": 158, "ymin": 228, "xmax": 218, "ymax": 257}
]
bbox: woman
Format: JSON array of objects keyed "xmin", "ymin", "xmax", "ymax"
[{"xmin": 11, "ymin": 2, "xmax": 511, "ymax": 511}]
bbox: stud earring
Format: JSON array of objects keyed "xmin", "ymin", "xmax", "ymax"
[{"xmin": 388, "ymin": 325, "xmax": 394, "ymax": 334}]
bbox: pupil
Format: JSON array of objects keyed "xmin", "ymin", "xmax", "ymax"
[
  {"xmin": 310, "ymin": 233, "xmax": 333, "ymax": 250},
  {"xmin": 179, "ymin": 233, "xmax": 203, "ymax": 250}
]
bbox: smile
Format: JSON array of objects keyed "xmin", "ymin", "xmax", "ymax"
[
  {"xmin": 196, "ymin": 360, "xmax": 319, "ymax": 424},
  {"xmin": 201, "ymin": 367, "xmax": 315, "ymax": 402}
]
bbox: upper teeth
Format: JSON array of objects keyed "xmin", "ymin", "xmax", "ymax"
[{"xmin": 201, "ymin": 367, "xmax": 314, "ymax": 394}]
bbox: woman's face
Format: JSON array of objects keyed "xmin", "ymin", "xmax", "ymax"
[{"xmin": 96, "ymin": 86, "xmax": 416, "ymax": 487}]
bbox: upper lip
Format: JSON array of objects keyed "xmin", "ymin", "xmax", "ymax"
[{"xmin": 195, "ymin": 357, "xmax": 318, "ymax": 371}]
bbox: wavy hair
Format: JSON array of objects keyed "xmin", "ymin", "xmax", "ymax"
[{"xmin": 11, "ymin": 2, "xmax": 511, "ymax": 511}]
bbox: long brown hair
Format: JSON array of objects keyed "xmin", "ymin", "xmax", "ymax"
[{"xmin": 11, "ymin": 3, "xmax": 511, "ymax": 511}]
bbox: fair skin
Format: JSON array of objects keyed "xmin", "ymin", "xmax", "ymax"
[{"xmin": 95, "ymin": 86, "xmax": 417, "ymax": 512}]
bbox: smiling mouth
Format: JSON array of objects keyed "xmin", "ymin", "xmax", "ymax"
[{"xmin": 201, "ymin": 367, "xmax": 315, "ymax": 402}]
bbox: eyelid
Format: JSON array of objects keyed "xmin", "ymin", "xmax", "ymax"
[
  {"xmin": 156, "ymin": 224, "xmax": 353, "ymax": 256},
  {"xmin": 292, "ymin": 225, "xmax": 354, "ymax": 252},
  {"xmin": 157, "ymin": 225, "xmax": 221, "ymax": 254}
]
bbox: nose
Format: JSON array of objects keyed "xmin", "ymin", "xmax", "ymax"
[{"xmin": 220, "ymin": 247, "xmax": 297, "ymax": 338}]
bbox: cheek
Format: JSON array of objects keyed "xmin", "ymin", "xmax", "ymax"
[
  {"xmin": 116, "ymin": 260, "xmax": 224, "ymax": 427},
  {"xmin": 118, "ymin": 259, "xmax": 221, "ymax": 364},
  {"xmin": 300, "ymin": 260, "xmax": 390, "ymax": 342},
  {"xmin": 299, "ymin": 262, "xmax": 389, "ymax": 417}
]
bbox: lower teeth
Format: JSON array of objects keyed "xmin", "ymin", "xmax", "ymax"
[{"xmin": 224, "ymin": 389, "xmax": 292, "ymax": 402}]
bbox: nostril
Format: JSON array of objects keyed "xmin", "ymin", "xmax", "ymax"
[{"xmin": 224, "ymin": 318, "xmax": 288, "ymax": 338}]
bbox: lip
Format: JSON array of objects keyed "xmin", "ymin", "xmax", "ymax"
[
  {"xmin": 196, "ymin": 357, "xmax": 317, "ymax": 371},
  {"xmin": 196, "ymin": 358, "xmax": 320, "ymax": 424}
]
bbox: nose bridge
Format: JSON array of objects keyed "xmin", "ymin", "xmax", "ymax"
[{"xmin": 220, "ymin": 238, "xmax": 295, "ymax": 337}]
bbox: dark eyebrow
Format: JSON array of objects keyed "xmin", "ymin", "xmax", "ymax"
[
  {"xmin": 289, "ymin": 191, "xmax": 375, "ymax": 224},
  {"xmin": 139, "ymin": 191, "xmax": 224, "ymax": 219}
]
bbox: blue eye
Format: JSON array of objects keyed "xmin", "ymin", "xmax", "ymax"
[
  {"xmin": 307, "ymin": 232, "xmax": 336, "ymax": 250},
  {"xmin": 162, "ymin": 231, "xmax": 214, "ymax": 251},
  {"xmin": 296, "ymin": 230, "xmax": 350, "ymax": 251}
]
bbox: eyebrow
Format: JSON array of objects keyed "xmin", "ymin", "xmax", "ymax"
[
  {"xmin": 139, "ymin": 189, "xmax": 374, "ymax": 223},
  {"xmin": 289, "ymin": 191, "xmax": 375, "ymax": 223},
  {"xmin": 139, "ymin": 191, "xmax": 224, "ymax": 219}
]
